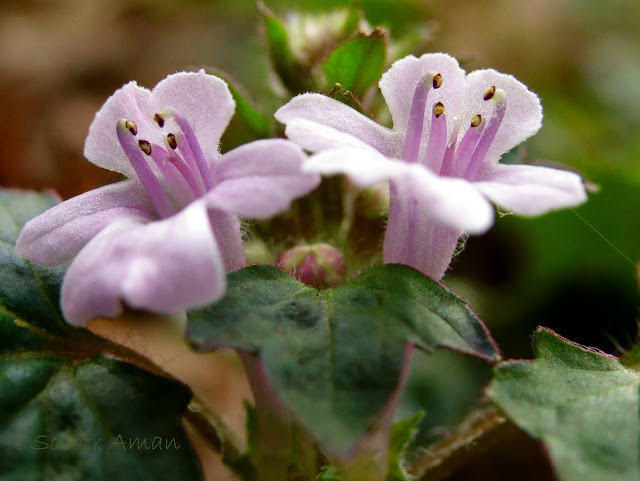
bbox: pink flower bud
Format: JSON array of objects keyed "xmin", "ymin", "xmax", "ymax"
[{"xmin": 278, "ymin": 243, "xmax": 346, "ymax": 288}]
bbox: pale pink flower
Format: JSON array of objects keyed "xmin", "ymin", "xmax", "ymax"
[
  {"xmin": 276, "ymin": 53, "xmax": 587, "ymax": 279},
  {"xmin": 17, "ymin": 70, "xmax": 319, "ymax": 325}
]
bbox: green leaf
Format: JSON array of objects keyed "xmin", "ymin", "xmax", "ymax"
[
  {"xmin": 1, "ymin": 355, "xmax": 202, "ymax": 481},
  {"xmin": 204, "ymin": 68, "xmax": 271, "ymax": 150},
  {"xmin": 385, "ymin": 412, "xmax": 423, "ymax": 481},
  {"xmin": 187, "ymin": 264, "xmax": 498, "ymax": 452},
  {"xmin": 0, "ymin": 190, "xmax": 67, "ymax": 334},
  {"xmin": 361, "ymin": 0, "xmax": 428, "ymax": 36},
  {"xmin": 259, "ymin": 2, "xmax": 312, "ymax": 94},
  {"xmin": 316, "ymin": 465, "xmax": 344, "ymax": 481},
  {"xmin": 619, "ymin": 334, "xmax": 640, "ymax": 371},
  {"xmin": 0, "ymin": 189, "xmax": 203, "ymax": 481},
  {"xmin": 487, "ymin": 328, "xmax": 640, "ymax": 481},
  {"xmin": 340, "ymin": 8, "xmax": 361, "ymax": 38},
  {"xmin": 322, "ymin": 29, "xmax": 387, "ymax": 98}
]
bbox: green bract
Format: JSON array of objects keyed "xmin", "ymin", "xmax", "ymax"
[
  {"xmin": 322, "ymin": 30, "xmax": 387, "ymax": 98},
  {"xmin": 385, "ymin": 413, "xmax": 423, "ymax": 481}
]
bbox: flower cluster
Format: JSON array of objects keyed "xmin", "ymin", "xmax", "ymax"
[{"xmin": 17, "ymin": 54, "xmax": 587, "ymax": 325}]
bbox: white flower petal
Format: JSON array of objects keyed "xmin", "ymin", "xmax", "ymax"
[
  {"xmin": 16, "ymin": 181, "xmax": 155, "ymax": 267},
  {"xmin": 84, "ymin": 82, "xmax": 158, "ymax": 177},
  {"xmin": 151, "ymin": 70, "xmax": 235, "ymax": 162},
  {"xmin": 461, "ymin": 69, "xmax": 542, "ymax": 165},
  {"xmin": 206, "ymin": 139, "xmax": 319, "ymax": 219},
  {"xmin": 379, "ymin": 53, "xmax": 466, "ymax": 140},
  {"xmin": 275, "ymin": 93, "xmax": 398, "ymax": 155},
  {"xmin": 61, "ymin": 200, "xmax": 226, "ymax": 326},
  {"xmin": 302, "ymin": 147, "xmax": 408, "ymax": 186},
  {"xmin": 402, "ymin": 166, "xmax": 495, "ymax": 233},
  {"xmin": 474, "ymin": 164, "xmax": 587, "ymax": 216}
]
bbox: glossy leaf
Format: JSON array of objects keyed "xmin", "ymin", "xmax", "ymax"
[
  {"xmin": 488, "ymin": 328, "xmax": 640, "ymax": 481},
  {"xmin": 0, "ymin": 189, "xmax": 203, "ymax": 481},
  {"xmin": 187, "ymin": 264, "xmax": 498, "ymax": 452},
  {"xmin": 205, "ymin": 68, "xmax": 271, "ymax": 150}
]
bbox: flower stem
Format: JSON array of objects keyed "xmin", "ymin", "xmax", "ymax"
[
  {"xmin": 184, "ymin": 396, "xmax": 244, "ymax": 461},
  {"xmin": 239, "ymin": 351, "xmax": 320, "ymax": 481},
  {"xmin": 407, "ymin": 406, "xmax": 511, "ymax": 481}
]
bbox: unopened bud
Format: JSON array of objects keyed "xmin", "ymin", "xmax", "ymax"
[
  {"xmin": 245, "ymin": 238, "xmax": 276, "ymax": 265},
  {"xmin": 278, "ymin": 243, "xmax": 346, "ymax": 289},
  {"xmin": 359, "ymin": 183, "xmax": 390, "ymax": 218}
]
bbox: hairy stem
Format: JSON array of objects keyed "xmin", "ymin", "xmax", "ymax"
[
  {"xmin": 184, "ymin": 396, "xmax": 244, "ymax": 461},
  {"xmin": 407, "ymin": 406, "xmax": 512, "ymax": 481}
]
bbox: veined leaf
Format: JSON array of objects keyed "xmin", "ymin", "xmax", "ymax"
[
  {"xmin": 0, "ymin": 189, "xmax": 203, "ymax": 481},
  {"xmin": 488, "ymin": 328, "xmax": 640, "ymax": 481},
  {"xmin": 187, "ymin": 264, "xmax": 499, "ymax": 452}
]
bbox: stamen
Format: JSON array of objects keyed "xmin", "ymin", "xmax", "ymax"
[
  {"xmin": 432, "ymin": 73, "xmax": 443, "ymax": 89},
  {"xmin": 116, "ymin": 120, "xmax": 174, "ymax": 218},
  {"xmin": 433, "ymin": 102, "xmax": 445, "ymax": 118},
  {"xmin": 483, "ymin": 86, "xmax": 496, "ymax": 101},
  {"xmin": 464, "ymin": 89, "xmax": 507, "ymax": 180},
  {"xmin": 124, "ymin": 120, "xmax": 138, "ymax": 136},
  {"xmin": 138, "ymin": 139, "xmax": 152, "ymax": 156},
  {"xmin": 153, "ymin": 113, "xmax": 165, "ymax": 128},
  {"xmin": 424, "ymin": 102, "xmax": 448, "ymax": 173},
  {"xmin": 167, "ymin": 133, "xmax": 178, "ymax": 150},
  {"xmin": 402, "ymin": 74, "xmax": 435, "ymax": 163},
  {"xmin": 470, "ymin": 114, "xmax": 482, "ymax": 127}
]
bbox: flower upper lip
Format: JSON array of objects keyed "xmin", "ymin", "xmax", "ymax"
[{"xmin": 275, "ymin": 52, "xmax": 585, "ymax": 225}]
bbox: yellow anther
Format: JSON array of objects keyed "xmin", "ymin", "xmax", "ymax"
[
  {"xmin": 138, "ymin": 140, "xmax": 152, "ymax": 155},
  {"xmin": 167, "ymin": 133, "xmax": 177, "ymax": 150},
  {"xmin": 483, "ymin": 86, "xmax": 496, "ymax": 101},
  {"xmin": 124, "ymin": 120, "xmax": 138, "ymax": 135},
  {"xmin": 433, "ymin": 102, "xmax": 445, "ymax": 118},
  {"xmin": 153, "ymin": 113, "xmax": 165, "ymax": 128},
  {"xmin": 432, "ymin": 73, "xmax": 443, "ymax": 89}
]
